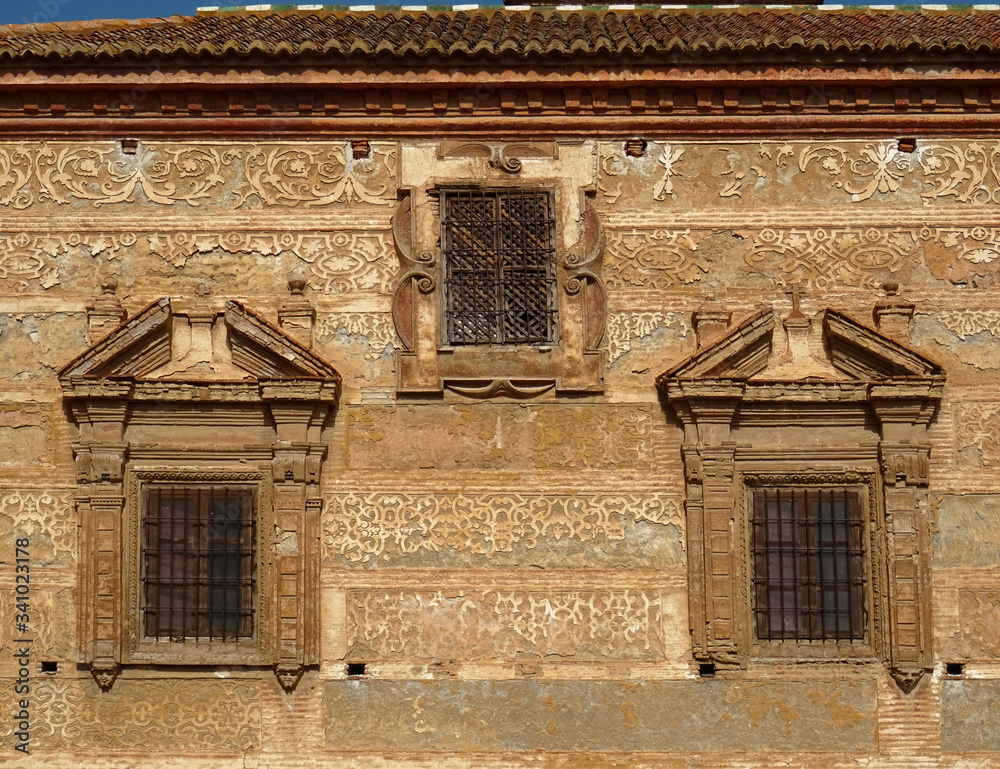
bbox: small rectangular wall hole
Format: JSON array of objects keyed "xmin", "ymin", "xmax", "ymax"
[
  {"xmin": 699, "ymin": 663, "xmax": 716, "ymax": 678},
  {"xmin": 946, "ymin": 662, "xmax": 965, "ymax": 676},
  {"xmin": 40, "ymin": 661, "xmax": 58, "ymax": 673},
  {"xmin": 346, "ymin": 662, "xmax": 367, "ymax": 677}
]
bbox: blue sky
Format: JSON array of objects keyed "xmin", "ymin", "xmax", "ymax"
[
  {"xmin": 0, "ymin": 0, "xmax": 966, "ymax": 26},
  {"xmin": 4, "ymin": 0, "xmax": 201, "ymax": 25}
]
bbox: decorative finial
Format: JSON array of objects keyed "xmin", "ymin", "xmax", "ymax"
[
  {"xmin": 288, "ymin": 272, "xmax": 307, "ymax": 296},
  {"xmin": 279, "ymin": 272, "xmax": 315, "ymax": 347},
  {"xmin": 882, "ymin": 280, "xmax": 900, "ymax": 297},
  {"xmin": 86, "ymin": 275, "xmax": 127, "ymax": 344},
  {"xmin": 194, "ymin": 283, "xmax": 211, "ymax": 299}
]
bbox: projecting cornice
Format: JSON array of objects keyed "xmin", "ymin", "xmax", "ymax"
[
  {"xmin": 2, "ymin": 68, "xmax": 1000, "ymax": 139},
  {"xmin": 0, "ymin": 7, "xmax": 998, "ymax": 137}
]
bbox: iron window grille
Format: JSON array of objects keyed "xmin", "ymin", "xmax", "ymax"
[
  {"xmin": 750, "ymin": 487, "xmax": 867, "ymax": 642},
  {"xmin": 442, "ymin": 188, "xmax": 557, "ymax": 345},
  {"xmin": 141, "ymin": 485, "xmax": 256, "ymax": 642}
]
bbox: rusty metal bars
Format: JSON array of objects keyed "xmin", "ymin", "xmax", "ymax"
[
  {"xmin": 442, "ymin": 188, "xmax": 556, "ymax": 346},
  {"xmin": 751, "ymin": 487, "xmax": 867, "ymax": 642},
  {"xmin": 142, "ymin": 485, "xmax": 256, "ymax": 642}
]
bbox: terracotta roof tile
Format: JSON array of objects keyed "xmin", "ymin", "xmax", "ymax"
[{"xmin": 1, "ymin": 6, "xmax": 999, "ymax": 62}]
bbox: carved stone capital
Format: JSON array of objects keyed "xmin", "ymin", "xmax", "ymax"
[
  {"xmin": 74, "ymin": 441, "xmax": 128, "ymax": 484},
  {"xmin": 272, "ymin": 442, "xmax": 326, "ymax": 485},
  {"xmin": 879, "ymin": 442, "xmax": 930, "ymax": 487},
  {"xmin": 700, "ymin": 450, "xmax": 736, "ymax": 481},
  {"xmin": 272, "ymin": 445, "xmax": 308, "ymax": 484}
]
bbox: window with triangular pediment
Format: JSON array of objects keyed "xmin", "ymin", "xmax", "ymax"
[
  {"xmin": 658, "ymin": 304, "xmax": 944, "ymax": 693},
  {"xmin": 61, "ymin": 298, "xmax": 340, "ymax": 693}
]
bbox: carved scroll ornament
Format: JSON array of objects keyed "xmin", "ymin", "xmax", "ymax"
[{"xmin": 391, "ymin": 143, "xmax": 607, "ymax": 395}]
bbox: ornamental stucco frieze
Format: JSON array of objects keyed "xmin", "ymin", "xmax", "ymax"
[
  {"xmin": 0, "ymin": 680, "xmax": 260, "ymax": 751},
  {"xmin": 0, "ymin": 141, "xmax": 397, "ymax": 209},
  {"xmin": 956, "ymin": 403, "xmax": 1000, "ymax": 465},
  {"xmin": 603, "ymin": 225, "xmax": 1000, "ymax": 291},
  {"xmin": 347, "ymin": 589, "xmax": 665, "ymax": 660},
  {"xmin": 0, "ymin": 488, "xmax": 75, "ymax": 566},
  {"xmin": 0, "ymin": 229, "xmax": 397, "ymax": 294},
  {"xmin": 324, "ymin": 491, "xmax": 682, "ymax": 563},
  {"xmin": 597, "ymin": 139, "xmax": 1000, "ymax": 208}
]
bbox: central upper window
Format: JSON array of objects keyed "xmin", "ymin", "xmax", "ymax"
[{"xmin": 441, "ymin": 188, "xmax": 557, "ymax": 346}]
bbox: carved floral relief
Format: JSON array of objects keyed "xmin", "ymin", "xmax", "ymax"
[
  {"xmin": 0, "ymin": 141, "xmax": 397, "ymax": 209},
  {"xmin": 238, "ymin": 144, "xmax": 397, "ymax": 207},
  {"xmin": 0, "ymin": 680, "xmax": 260, "ymax": 750},
  {"xmin": 0, "ymin": 229, "xmax": 397, "ymax": 294},
  {"xmin": 315, "ymin": 312, "xmax": 397, "ymax": 360},
  {"xmin": 956, "ymin": 404, "xmax": 1000, "ymax": 465},
  {"xmin": 324, "ymin": 492, "xmax": 682, "ymax": 563},
  {"xmin": 347, "ymin": 589, "xmax": 664, "ymax": 660},
  {"xmin": 607, "ymin": 311, "xmax": 689, "ymax": 363},
  {"xmin": 596, "ymin": 139, "xmax": 1000, "ymax": 207},
  {"xmin": 936, "ymin": 310, "xmax": 1000, "ymax": 339}
]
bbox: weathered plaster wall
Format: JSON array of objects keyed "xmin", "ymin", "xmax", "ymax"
[{"xmin": 0, "ymin": 136, "xmax": 998, "ymax": 767}]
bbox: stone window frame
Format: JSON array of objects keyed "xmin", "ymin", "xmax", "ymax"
[
  {"xmin": 62, "ymin": 298, "xmax": 340, "ymax": 693},
  {"xmin": 123, "ymin": 468, "xmax": 275, "ymax": 667},
  {"xmin": 659, "ymin": 307, "xmax": 944, "ymax": 692},
  {"xmin": 737, "ymin": 471, "xmax": 886, "ymax": 662},
  {"xmin": 392, "ymin": 141, "xmax": 606, "ymax": 398}
]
